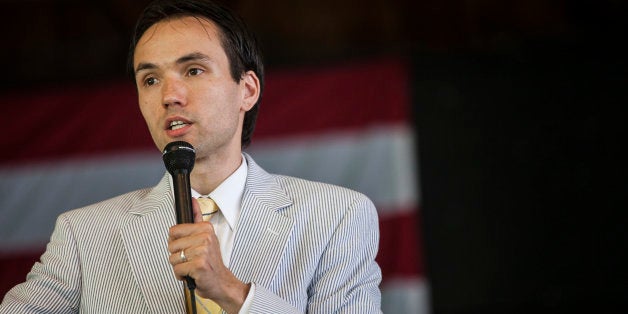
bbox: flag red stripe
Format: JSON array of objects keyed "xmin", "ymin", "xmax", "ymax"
[
  {"xmin": 255, "ymin": 58, "xmax": 410, "ymax": 139},
  {"xmin": 2, "ymin": 58, "xmax": 409, "ymax": 166},
  {"xmin": 377, "ymin": 208, "xmax": 424, "ymax": 281}
]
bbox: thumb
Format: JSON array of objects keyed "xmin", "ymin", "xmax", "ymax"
[{"xmin": 191, "ymin": 197, "xmax": 203, "ymax": 223}]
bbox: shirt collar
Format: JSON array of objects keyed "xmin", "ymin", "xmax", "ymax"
[{"xmin": 191, "ymin": 155, "xmax": 248, "ymax": 231}]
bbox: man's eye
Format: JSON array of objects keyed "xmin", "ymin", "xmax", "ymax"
[
  {"xmin": 144, "ymin": 77, "xmax": 158, "ymax": 86},
  {"xmin": 188, "ymin": 68, "xmax": 204, "ymax": 76}
]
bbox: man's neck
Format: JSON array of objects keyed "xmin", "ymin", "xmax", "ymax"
[{"xmin": 190, "ymin": 152, "xmax": 243, "ymax": 195}]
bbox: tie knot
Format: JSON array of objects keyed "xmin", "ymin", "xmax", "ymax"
[{"xmin": 197, "ymin": 197, "xmax": 219, "ymax": 222}]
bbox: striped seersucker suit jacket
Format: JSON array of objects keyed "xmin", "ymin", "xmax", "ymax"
[{"xmin": 0, "ymin": 154, "xmax": 382, "ymax": 313}]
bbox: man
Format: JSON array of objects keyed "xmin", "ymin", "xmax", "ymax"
[{"xmin": 0, "ymin": 0, "xmax": 382, "ymax": 313}]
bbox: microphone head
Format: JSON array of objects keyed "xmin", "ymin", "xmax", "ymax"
[{"xmin": 162, "ymin": 141, "xmax": 196, "ymax": 175}]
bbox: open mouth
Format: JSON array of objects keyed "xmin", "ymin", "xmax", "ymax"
[{"xmin": 169, "ymin": 120, "xmax": 189, "ymax": 130}]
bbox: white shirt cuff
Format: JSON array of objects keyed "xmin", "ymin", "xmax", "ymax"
[{"xmin": 238, "ymin": 282, "xmax": 255, "ymax": 313}]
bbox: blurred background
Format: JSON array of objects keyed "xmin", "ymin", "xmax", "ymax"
[{"xmin": 1, "ymin": 0, "xmax": 627, "ymax": 313}]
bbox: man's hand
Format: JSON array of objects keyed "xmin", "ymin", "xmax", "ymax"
[{"xmin": 167, "ymin": 198, "xmax": 250, "ymax": 314}]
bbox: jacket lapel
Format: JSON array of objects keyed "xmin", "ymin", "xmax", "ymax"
[
  {"xmin": 120, "ymin": 174, "xmax": 186, "ymax": 313},
  {"xmin": 230, "ymin": 154, "xmax": 295, "ymax": 287}
]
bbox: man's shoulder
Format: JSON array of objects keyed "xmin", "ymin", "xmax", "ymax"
[
  {"xmin": 263, "ymin": 174, "xmax": 379, "ymax": 241},
  {"xmin": 62, "ymin": 185, "xmax": 159, "ymax": 220},
  {"xmin": 273, "ymin": 173, "xmax": 353, "ymax": 192},
  {"xmin": 272, "ymin": 173, "xmax": 372, "ymax": 207}
]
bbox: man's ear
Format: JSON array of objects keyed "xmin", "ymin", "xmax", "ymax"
[{"xmin": 240, "ymin": 70, "xmax": 260, "ymax": 112}]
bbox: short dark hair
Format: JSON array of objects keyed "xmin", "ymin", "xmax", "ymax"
[{"xmin": 128, "ymin": 0, "xmax": 264, "ymax": 148}]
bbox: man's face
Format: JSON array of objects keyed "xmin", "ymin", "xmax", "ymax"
[{"xmin": 133, "ymin": 16, "xmax": 258, "ymax": 160}]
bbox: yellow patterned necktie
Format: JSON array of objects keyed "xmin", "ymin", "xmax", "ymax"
[{"xmin": 194, "ymin": 197, "xmax": 222, "ymax": 314}]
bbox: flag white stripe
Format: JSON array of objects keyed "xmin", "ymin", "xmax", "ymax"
[
  {"xmin": 0, "ymin": 152, "xmax": 162, "ymax": 250},
  {"xmin": 381, "ymin": 278, "xmax": 431, "ymax": 314},
  {"xmin": 0, "ymin": 125, "xmax": 417, "ymax": 251}
]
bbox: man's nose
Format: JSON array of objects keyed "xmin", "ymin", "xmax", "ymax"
[{"xmin": 162, "ymin": 77, "xmax": 187, "ymax": 108}]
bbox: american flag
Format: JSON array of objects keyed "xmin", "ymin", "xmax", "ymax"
[{"xmin": 0, "ymin": 58, "xmax": 426, "ymax": 313}]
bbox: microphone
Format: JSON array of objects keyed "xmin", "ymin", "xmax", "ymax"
[
  {"xmin": 162, "ymin": 141, "xmax": 197, "ymax": 313},
  {"xmin": 163, "ymin": 141, "xmax": 196, "ymax": 225}
]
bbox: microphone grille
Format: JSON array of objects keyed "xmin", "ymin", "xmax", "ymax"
[{"xmin": 162, "ymin": 141, "xmax": 196, "ymax": 174}]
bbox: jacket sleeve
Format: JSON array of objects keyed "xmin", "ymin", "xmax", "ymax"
[
  {"xmin": 0, "ymin": 214, "xmax": 81, "ymax": 314},
  {"xmin": 305, "ymin": 193, "xmax": 383, "ymax": 313},
  {"xmin": 247, "ymin": 284, "xmax": 301, "ymax": 313}
]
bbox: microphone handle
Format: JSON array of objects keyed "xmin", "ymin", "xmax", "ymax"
[
  {"xmin": 172, "ymin": 170, "xmax": 197, "ymax": 290},
  {"xmin": 172, "ymin": 169, "xmax": 195, "ymax": 224}
]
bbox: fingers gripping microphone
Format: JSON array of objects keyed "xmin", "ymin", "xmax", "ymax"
[{"xmin": 162, "ymin": 141, "xmax": 197, "ymax": 313}]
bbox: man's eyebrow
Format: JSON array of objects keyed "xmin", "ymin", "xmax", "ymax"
[
  {"xmin": 134, "ymin": 52, "xmax": 211, "ymax": 76},
  {"xmin": 135, "ymin": 62, "xmax": 157, "ymax": 76},
  {"xmin": 176, "ymin": 52, "xmax": 212, "ymax": 64}
]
